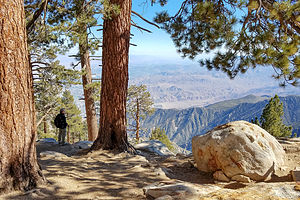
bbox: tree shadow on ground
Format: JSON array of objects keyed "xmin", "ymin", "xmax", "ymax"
[
  {"xmin": 4, "ymin": 145, "xmax": 297, "ymax": 199},
  {"xmin": 3, "ymin": 150, "xmax": 171, "ymax": 199}
]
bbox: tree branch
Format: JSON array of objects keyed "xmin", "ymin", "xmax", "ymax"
[
  {"xmin": 26, "ymin": 0, "xmax": 49, "ymax": 33},
  {"xmin": 132, "ymin": 10, "xmax": 160, "ymax": 29},
  {"xmin": 131, "ymin": 23, "xmax": 152, "ymax": 33},
  {"xmin": 36, "ymin": 102, "xmax": 57, "ymax": 127},
  {"xmin": 31, "ymin": 61, "xmax": 50, "ymax": 66}
]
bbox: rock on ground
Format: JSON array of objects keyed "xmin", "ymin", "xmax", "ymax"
[
  {"xmin": 36, "ymin": 138, "xmax": 58, "ymax": 144},
  {"xmin": 143, "ymin": 181, "xmax": 222, "ymax": 200},
  {"xmin": 40, "ymin": 151, "xmax": 68, "ymax": 159},
  {"xmin": 134, "ymin": 140, "xmax": 175, "ymax": 156},
  {"xmin": 192, "ymin": 120, "xmax": 285, "ymax": 181},
  {"xmin": 291, "ymin": 167, "xmax": 300, "ymax": 182},
  {"xmin": 73, "ymin": 141, "xmax": 93, "ymax": 150},
  {"xmin": 213, "ymin": 171, "xmax": 230, "ymax": 182},
  {"xmin": 36, "ymin": 139, "xmax": 80, "ymax": 157},
  {"xmin": 144, "ymin": 181, "xmax": 300, "ymax": 200}
]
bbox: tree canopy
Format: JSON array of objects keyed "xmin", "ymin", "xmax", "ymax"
[{"xmin": 155, "ymin": 0, "xmax": 300, "ymax": 86}]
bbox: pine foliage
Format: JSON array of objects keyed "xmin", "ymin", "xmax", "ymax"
[
  {"xmin": 150, "ymin": 128, "xmax": 174, "ymax": 151},
  {"xmin": 61, "ymin": 90, "xmax": 86, "ymax": 142},
  {"xmin": 155, "ymin": 0, "xmax": 300, "ymax": 86},
  {"xmin": 25, "ymin": 0, "xmax": 81, "ymax": 130},
  {"xmin": 127, "ymin": 85, "xmax": 155, "ymax": 141},
  {"xmin": 260, "ymin": 95, "xmax": 292, "ymax": 137},
  {"xmin": 251, "ymin": 117, "xmax": 261, "ymax": 126}
]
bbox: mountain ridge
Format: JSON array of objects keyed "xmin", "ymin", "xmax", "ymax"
[{"xmin": 141, "ymin": 95, "xmax": 300, "ymax": 150}]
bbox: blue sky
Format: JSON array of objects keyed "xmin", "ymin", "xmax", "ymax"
[
  {"xmin": 130, "ymin": 1, "xmax": 185, "ymax": 59},
  {"xmin": 129, "ymin": 1, "xmax": 217, "ymax": 65},
  {"xmin": 62, "ymin": 1, "xmax": 190, "ymax": 65},
  {"xmin": 58, "ymin": 1, "xmax": 298, "ymax": 91}
]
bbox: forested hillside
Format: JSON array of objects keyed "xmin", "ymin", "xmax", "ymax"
[{"xmin": 142, "ymin": 95, "xmax": 300, "ymax": 150}]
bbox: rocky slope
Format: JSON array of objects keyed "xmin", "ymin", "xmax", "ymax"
[{"xmin": 142, "ymin": 95, "xmax": 300, "ymax": 150}]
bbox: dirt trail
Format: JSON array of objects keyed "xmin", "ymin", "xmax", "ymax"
[{"xmin": 1, "ymin": 138, "xmax": 299, "ymax": 200}]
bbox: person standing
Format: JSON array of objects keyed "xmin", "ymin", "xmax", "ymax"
[{"xmin": 54, "ymin": 108, "xmax": 68, "ymax": 145}]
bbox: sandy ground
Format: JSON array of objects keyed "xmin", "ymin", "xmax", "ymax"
[{"xmin": 1, "ymin": 138, "xmax": 300, "ymax": 200}]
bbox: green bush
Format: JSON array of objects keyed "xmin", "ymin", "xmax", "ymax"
[{"xmin": 150, "ymin": 127, "xmax": 174, "ymax": 151}]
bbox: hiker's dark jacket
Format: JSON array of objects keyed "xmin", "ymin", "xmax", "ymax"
[{"xmin": 55, "ymin": 113, "xmax": 68, "ymax": 129}]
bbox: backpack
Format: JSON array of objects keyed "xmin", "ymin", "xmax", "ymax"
[{"xmin": 54, "ymin": 115, "xmax": 60, "ymax": 128}]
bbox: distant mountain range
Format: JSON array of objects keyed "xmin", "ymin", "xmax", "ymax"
[
  {"xmin": 69, "ymin": 62, "xmax": 300, "ymax": 150},
  {"xmin": 129, "ymin": 64, "xmax": 299, "ymax": 109},
  {"xmin": 140, "ymin": 95, "xmax": 300, "ymax": 150},
  {"xmin": 71, "ymin": 62, "xmax": 299, "ymax": 113}
]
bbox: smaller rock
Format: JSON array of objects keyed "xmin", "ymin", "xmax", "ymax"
[
  {"xmin": 134, "ymin": 140, "xmax": 174, "ymax": 156},
  {"xmin": 155, "ymin": 195, "xmax": 173, "ymax": 200},
  {"xmin": 128, "ymin": 165, "xmax": 147, "ymax": 173},
  {"xmin": 294, "ymin": 182, "xmax": 300, "ymax": 191},
  {"xmin": 73, "ymin": 141, "xmax": 93, "ymax": 150},
  {"xmin": 141, "ymin": 162, "xmax": 153, "ymax": 168},
  {"xmin": 213, "ymin": 171, "xmax": 230, "ymax": 182},
  {"xmin": 40, "ymin": 151, "xmax": 68, "ymax": 159},
  {"xmin": 127, "ymin": 155, "xmax": 149, "ymax": 163},
  {"xmin": 37, "ymin": 138, "xmax": 58, "ymax": 144},
  {"xmin": 180, "ymin": 160, "xmax": 194, "ymax": 168},
  {"xmin": 291, "ymin": 167, "xmax": 300, "ymax": 182},
  {"xmin": 153, "ymin": 167, "xmax": 170, "ymax": 179},
  {"xmin": 231, "ymin": 175, "xmax": 251, "ymax": 183},
  {"xmin": 144, "ymin": 182, "xmax": 197, "ymax": 199},
  {"xmin": 144, "ymin": 182, "xmax": 221, "ymax": 200}
]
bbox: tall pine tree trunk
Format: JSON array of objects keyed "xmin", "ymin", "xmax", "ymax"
[
  {"xmin": 43, "ymin": 120, "xmax": 47, "ymax": 134},
  {"xmin": 79, "ymin": 31, "xmax": 98, "ymax": 141},
  {"xmin": 91, "ymin": 0, "xmax": 132, "ymax": 151},
  {"xmin": 0, "ymin": 0, "xmax": 45, "ymax": 193},
  {"xmin": 136, "ymin": 99, "xmax": 140, "ymax": 142},
  {"xmin": 67, "ymin": 126, "xmax": 70, "ymax": 143}
]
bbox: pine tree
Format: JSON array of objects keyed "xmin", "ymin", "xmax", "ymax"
[
  {"xmin": 65, "ymin": 0, "xmax": 102, "ymax": 141},
  {"xmin": 251, "ymin": 117, "xmax": 261, "ymax": 126},
  {"xmin": 91, "ymin": 0, "xmax": 132, "ymax": 151},
  {"xmin": 127, "ymin": 85, "xmax": 154, "ymax": 142},
  {"xmin": 155, "ymin": 0, "xmax": 300, "ymax": 86},
  {"xmin": 260, "ymin": 95, "xmax": 292, "ymax": 137},
  {"xmin": 0, "ymin": 0, "xmax": 45, "ymax": 193},
  {"xmin": 61, "ymin": 90, "xmax": 86, "ymax": 143},
  {"xmin": 25, "ymin": 0, "xmax": 81, "ymax": 135},
  {"xmin": 150, "ymin": 128, "xmax": 174, "ymax": 151},
  {"xmin": 91, "ymin": 0, "xmax": 161, "ymax": 151}
]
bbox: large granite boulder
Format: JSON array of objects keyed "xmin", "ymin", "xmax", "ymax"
[{"xmin": 192, "ymin": 120, "xmax": 285, "ymax": 181}]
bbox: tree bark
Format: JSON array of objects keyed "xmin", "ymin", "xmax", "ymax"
[
  {"xmin": 136, "ymin": 99, "xmax": 140, "ymax": 142},
  {"xmin": 67, "ymin": 126, "xmax": 70, "ymax": 143},
  {"xmin": 79, "ymin": 32, "xmax": 98, "ymax": 141},
  {"xmin": 43, "ymin": 120, "xmax": 47, "ymax": 134},
  {"xmin": 91, "ymin": 0, "xmax": 132, "ymax": 151},
  {"xmin": 0, "ymin": 0, "xmax": 45, "ymax": 194},
  {"xmin": 72, "ymin": 132, "xmax": 75, "ymax": 144}
]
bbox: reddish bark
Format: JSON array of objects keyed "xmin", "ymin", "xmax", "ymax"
[
  {"xmin": 91, "ymin": 0, "xmax": 132, "ymax": 151},
  {"xmin": 0, "ymin": 0, "xmax": 45, "ymax": 193},
  {"xmin": 136, "ymin": 99, "xmax": 140, "ymax": 142},
  {"xmin": 79, "ymin": 35, "xmax": 98, "ymax": 141}
]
